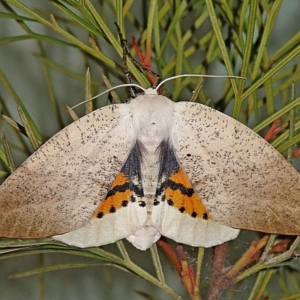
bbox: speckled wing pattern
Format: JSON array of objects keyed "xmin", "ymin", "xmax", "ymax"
[
  {"xmin": 0, "ymin": 104, "xmax": 138, "ymax": 238},
  {"xmin": 172, "ymin": 102, "xmax": 300, "ymax": 235},
  {"xmin": 1, "ymin": 91, "xmax": 300, "ymax": 250},
  {"xmin": 53, "ymin": 141, "xmax": 148, "ymax": 247}
]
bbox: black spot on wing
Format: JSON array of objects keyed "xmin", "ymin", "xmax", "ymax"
[
  {"xmin": 97, "ymin": 212, "xmax": 104, "ymax": 218},
  {"xmin": 191, "ymin": 212, "xmax": 197, "ymax": 218},
  {"xmin": 121, "ymin": 200, "xmax": 128, "ymax": 207},
  {"xmin": 179, "ymin": 207, "xmax": 185, "ymax": 213},
  {"xmin": 109, "ymin": 206, "xmax": 116, "ymax": 213}
]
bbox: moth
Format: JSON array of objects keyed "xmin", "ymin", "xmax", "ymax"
[{"xmin": 0, "ymin": 80, "xmax": 300, "ymax": 250}]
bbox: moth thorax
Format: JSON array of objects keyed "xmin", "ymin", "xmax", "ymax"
[{"xmin": 130, "ymin": 94, "xmax": 174, "ymax": 147}]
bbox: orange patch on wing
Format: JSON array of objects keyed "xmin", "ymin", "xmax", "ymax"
[
  {"xmin": 169, "ymin": 167, "xmax": 193, "ymax": 187},
  {"xmin": 93, "ymin": 172, "xmax": 133, "ymax": 217},
  {"xmin": 110, "ymin": 172, "xmax": 129, "ymax": 188},
  {"xmin": 166, "ymin": 167, "xmax": 210, "ymax": 219}
]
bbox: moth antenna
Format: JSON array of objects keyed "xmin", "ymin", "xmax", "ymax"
[
  {"xmin": 68, "ymin": 83, "xmax": 145, "ymax": 111},
  {"xmin": 114, "ymin": 22, "xmax": 161, "ymax": 90},
  {"xmin": 115, "ymin": 22, "xmax": 137, "ymax": 98},
  {"xmin": 155, "ymin": 74, "xmax": 246, "ymax": 91}
]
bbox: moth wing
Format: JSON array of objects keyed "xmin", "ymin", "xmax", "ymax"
[
  {"xmin": 53, "ymin": 199, "xmax": 148, "ymax": 248},
  {"xmin": 172, "ymin": 102, "xmax": 300, "ymax": 234},
  {"xmin": 0, "ymin": 104, "xmax": 137, "ymax": 238},
  {"xmin": 53, "ymin": 142, "xmax": 149, "ymax": 248},
  {"xmin": 152, "ymin": 204, "xmax": 239, "ymax": 248},
  {"xmin": 151, "ymin": 142, "xmax": 239, "ymax": 248}
]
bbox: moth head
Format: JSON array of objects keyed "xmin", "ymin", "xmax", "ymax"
[{"xmin": 130, "ymin": 92, "xmax": 174, "ymax": 145}]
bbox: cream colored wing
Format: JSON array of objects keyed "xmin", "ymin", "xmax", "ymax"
[
  {"xmin": 151, "ymin": 140, "xmax": 239, "ymax": 248},
  {"xmin": 172, "ymin": 102, "xmax": 300, "ymax": 234},
  {"xmin": 53, "ymin": 142, "xmax": 149, "ymax": 248},
  {"xmin": 0, "ymin": 104, "xmax": 137, "ymax": 238}
]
